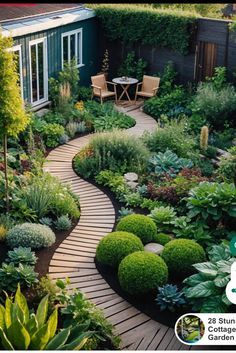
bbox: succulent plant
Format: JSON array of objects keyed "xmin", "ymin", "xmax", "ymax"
[
  {"xmin": 54, "ymin": 214, "xmax": 72, "ymax": 231},
  {"xmin": 118, "ymin": 207, "xmax": 134, "ymax": 220},
  {"xmin": 0, "ymin": 263, "xmax": 38, "ymax": 292},
  {"xmin": 156, "ymin": 284, "xmax": 186, "ymax": 312},
  {"xmin": 39, "ymin": 217, "xmax": 53, "ymax": 227},
  {"xmin": 6, "ymin": 247, "xmax": 37, "ymax": 266},
  {"xmin": 148, "ymin": 206, "xmax": 176, "ymax": 232}
]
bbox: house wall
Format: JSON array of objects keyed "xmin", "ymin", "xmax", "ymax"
[
  {"xmin": 98, "ymin": 17, "xmax": 235, "ymax": 83},
  {"xmin": 13, "ymin": 16, "xmax": 99, "ymax": 103}
]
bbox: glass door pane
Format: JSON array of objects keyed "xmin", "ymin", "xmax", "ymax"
[
  {"xmin": 38, "ymin": 42, "xmax": 44, "ymax": 100},
  {"xmin": 70, "ymin": 34, "xmax": 76, "ymax": 61},
  {"xmin": 63, "ymin": 36, "xmax": 68, "ymax": 63},
  {"xmin": 31, "ymin": 44, "xmax": 37, "ymax": 102},
  {"xmin": 77, "ymin": 33, "xmax": 81, "ymax": 65}
]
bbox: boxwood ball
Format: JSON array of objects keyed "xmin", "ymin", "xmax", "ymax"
[
  {"xmin": 118, "ymin": 251, "xmax": 168, "ymax": 295},
  {"xmin": 116, "ymin": 214, "xmax": 157, "ymax": 244}
]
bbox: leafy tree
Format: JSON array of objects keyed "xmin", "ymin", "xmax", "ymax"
[{"xmin": 0, "ymin": 33, "xmax": 29, "ymax": 211}]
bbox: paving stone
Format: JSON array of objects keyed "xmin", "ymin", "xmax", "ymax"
[{"xmin": 144, "ymin": 243, "xmax": 164, "ymax": 255}]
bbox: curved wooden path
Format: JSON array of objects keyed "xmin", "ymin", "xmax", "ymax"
[{"xmin": 44, "ymin": 104, "xmax": 189, "ymax": 351}]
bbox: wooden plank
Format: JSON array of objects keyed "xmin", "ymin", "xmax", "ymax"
[
  {"xmin": 96, "ymin": 296, "xmax": 124, "ymax": 310},
  {"xmin": 48, "ymin": 268, "xmax": 98, "ymax": 278},
  {"xmin": 59, "ymin": 243, "xmax": 97, "ymax": 253},
  {"xmin": 103, "ymin": 301, "xmax": 132, "ymax": 317},
  {"xmin": 155, "ymin": 328, "xmax": 175, "ymax": 350},
  {"xmin": 63, "ymin": 274, "xmax": 103, "ymax": 284},
  {"xmin": 147, "ymin": 326, "xmax": 170, "ymax": 350},
  {"xmin": 70, "ymin": 282, "xmax": 110, "ymax": 292},
  {"xmin": 115, "ymin": 313, "xmax": 150, "ymax": 335},
  {"xmin": 63, "ymin": 239, "xmax": 97, "ymax": 249},
  {"xmin": 50, "ymin": 259, "xmax": 95, "ymax": 269},
  {"xmin": 108, "ymin": 307, "xmax": 141, "ymax": 326},
  {"xmin": 52, "ymin": 253, "xmax": 95, "ymax": 263},
  {"xmin": 91, "ymin": 293, "xmax": 119, "ymax": 306},
  {"xmin": 55, "ymin": 248, "xmax": 94, "ymax": 258},
  {"xmin": 85, "ymin": 288, "xmax": 115, "ymax": 299}
]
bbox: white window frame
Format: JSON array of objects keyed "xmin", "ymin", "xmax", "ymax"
[
  {"xmin": 61, "ymin": 28, "xmax": 83, "ymax": 69},
  {"xmin": 29, "ymin": 37, "xmax": 48, "ymax": 106},
  {"xmin": 9, "ymin": 45, "xmax": 24, "ymax": 100}
]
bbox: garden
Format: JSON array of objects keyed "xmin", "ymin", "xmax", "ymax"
[{"xmin": 1, "ymin": 6, "xmax": 236, "ymax": 349}]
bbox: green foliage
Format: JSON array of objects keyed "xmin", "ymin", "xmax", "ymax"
[
  {"xmin": 183, "ymin": 243, "xmax": 233, "ymax": 313},
  {"xmin": 116, "ymin": 214, "xmax": 157, "ymax": 244},
  {"xmin": 19, "ymin": 174, "xmax": 80, "ymax": 220},
  {"xmin": 0, "ymin": 285, "xmax": 91, "ymax": 350},
  {"xmin": 118, "ymin": 207, "xmax": 134, "ymax": 220},
  {"xmin": 156, "ymin": 284, "xmax": 186, "ymax": 312},
  {"xmin": 149, "ymin": 206, "xmax": 176, "ymax": 232},
  {"xmin": 143, "ymin": 86, "xmax": 188, "ymax": 120},
  {"xmin": 118, "ymin": 251, "xmax": 168, "ymax": 295},
  {"xmin": 205, "ymin": 66, "xmax": 227, "ymax": 90},
  {"xmin": 6, "ymin": 247, "xmax": 37, "ymax": 266},
  {"xmin": 161, "ymin": 239, "xmax": 206, "ymax": 277},
  {"xmin": 157, "ymin": 61, "xmax": 177, "ymax": 96},
  {"xmin": 218, "ymin": 151, "xmax": 236, "ymax": 184},
  {"xmin": 0, "ymin": 33, "xmax": 29, "ymax": 138},
  {"xmin": 96, "ymin": 231, "xmax": 144, "ymax": 267},
  {"xmin": 152, "ymin": 233, "xmax": 172, "ymax": 245},
  {"xmin": 66, "ymin": 122, "xmax": 80, "ymax": 138},
  {"xmin": 191, "ymin": 82, "xmax": 236, "ymax": 130},
  {"xmin": 124, "ymin": 192, "xmax": 143, "ymax": 208},
  {"xmin": 6, "ymin": 223, "xmax": 56, "ymax": 249},
  {"xmin": 74, "ymin": 130, "xmax": 149, "ymax": 178},
  {"xmin": 78, "ymin": 86, "xmax": 92, "ymax": 101},
  {"xmin": 186, "ymin": 182, "xmax": 236, "ymax": 228},
  {"xmin": 118, "ymin": 51, "xmax": 147, "ymax": 81},
  {"xmin": 142, "ymin": 119, "xmax": 195, "ymax": 158},
  {"xmin": 54, "ymin": 215, "xmax": 72, "ymax": 231},
  {"xmin": 55, "ymin": 281, "xmax": 120, "ymax": 349},
  {"xmin": 95, "ymin": 170, "xmax": 128, "ymax": 196},
  {"xmin": 93, "ymin": 5, "xmax": 197, "ymax": 55},
  {"xmin": 93, "ymin": 112, "xmax": 135, "ymax": 132},
  {"xmin": 210, "ymin": 128, "xmax": 235, "ymax": 150},
  {"xmin": 148, "ymin": 150, "xmax": 193, "ymax": 178},
  {"xmin": 41, "ymin": 123, "xmax": 65, "ymax": 148},
  {"xmin": 0, "ymin": 263, "xmax": 38, "ymax": 292}
]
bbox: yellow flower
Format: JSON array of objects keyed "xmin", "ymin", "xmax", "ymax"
[
  {"xmin": 75, "ymin": 101, "xmax": 84, "ymax": 111},
  {"xmin": 0, "ymin": 225, "xmax": 7, "ymax": 242}
]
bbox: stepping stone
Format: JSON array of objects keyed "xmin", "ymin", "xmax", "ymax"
[
  {"xmin": 144, "ymin": 243, "xmax": 164, "ymax": 255},
  {"xmin": 124, "ymin": 172, "xmax": 138, "ymax": 182}
]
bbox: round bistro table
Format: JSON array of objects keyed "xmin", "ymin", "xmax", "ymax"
[{"xmin": 112, "ymin": 77, "xmax": 138, "ymax": 103}]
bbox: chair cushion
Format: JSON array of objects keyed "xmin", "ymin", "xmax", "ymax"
[
  {"xmin": 94, "ymin": 90, "xmax": 116, "ymax": 98},
  {"xmin": 137, "ymin": 91, "xmax": 154, "ymax": 97}
]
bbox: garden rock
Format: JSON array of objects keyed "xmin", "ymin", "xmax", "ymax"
[
  {"xmin": 36, "ymin": 109, "xmax": 50, "ymax": 118},
  {"xmin": 124, "ymin": 172, "xmax": 138, "ymax": 182},
  {"xmin": 144, "ymin": 243, "xmax": 164, "ymax": 255},
  {"xmin": 126, "ymin": 181, "xmax": 138, "ymax": 190}
]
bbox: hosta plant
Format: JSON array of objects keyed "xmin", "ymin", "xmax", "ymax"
[
  {"xmin": 0, "ymin": 285, "xmax": 91, "ymax": 350},
  {"xmin": 186, "ymin": 182, "xmax": 236, "ymax": 229},
  {"xmin": 183, "ymin": 243, "xmax": 233, "ymax": 313},
  {"xmin": 156, "ymin": 284, "xmax": 186, "ymax": 312},
  {"xmin": 148, "ymin": 149, "xmax": 193, "ymax": 178},
  {"xmin": 0, "ymin": 263, "xmax": 38, "ymax": 292},
  {"xmin": 6, "ymin": 247, "xmax": 37, "ymax": 266}
]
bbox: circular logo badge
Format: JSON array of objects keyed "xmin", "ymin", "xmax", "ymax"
[{"xmin": 175, "ymin": 314, "xmax": 205, "ymax": 345}]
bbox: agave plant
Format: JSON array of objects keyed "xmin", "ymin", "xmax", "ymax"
[
  {"xmin": 0, "ymin": 284, "xmax": 92, "ymax": 350},
  {"xmin": 6, "ymin": 247, "xmax": 37, "ymax": 266}
]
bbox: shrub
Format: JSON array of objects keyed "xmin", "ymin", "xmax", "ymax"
[
  {"xmin": 116, "ymin": 214, "xmax": 157, "ymax": 244},
  {"xmin": 118, "ymin": 251, "xmax": 168, "ymax": 295},
  {"xmin": 143, "ymin": 86, "xmax": 188, "ymax": 119},
  {"xmin": 74, "ymin": 130, "xmax": 149, "ymax": 178},
  {"xmin": 191, "ymin": 82, "xmax": 236, "ymax": 129},
  {"xmin": 55, "ymin": 215, "xmax": 72, "ymax": 231},
  {"xmin": 153, "ymin": 233, "xmax": 172, "ymax": 245},
  {"xmin": 6, "ymin": 246, "xmax": 37, "ymax": 266},
  {"xmin": 96, "ymin": 231, "xmax": 144, "ymax": 267},
  {"xmin": 93, "ymin": 111, "xmax": 135, "ymax": 132},
  {"xmin": 78, "ymin": 86, "xmax": 92, "ymax": 101},
  {"xmin": 148, "ymin": 206, "xmax": 176, "ymax": 232},
  {"xmin": 156, "ymin": 284, "xmax": 186, "ymax": 312},
  {"xmin": 117, "ymin": 51, "xmax": 147, "ymax": 82},
  {"xmin": 66, "ymin": 121, "xmax": 80, "ymax": 138},
  {"xmin": 142, "ymin": 119, "xmax": 195, "ymax": 158},
  {"xmin": 161, "ymin": 239, "xmax": 206, "ymax": 277},
  {"xmin": 6, "ymin": 223, "xmax": 56, "ymax": 249},
  {"xmin": 218, "ymin": 151, "xmax": 236, "ymax": 184},
  {"xmin": 41, "ymin": 123, "xmax": 65, "ymax": 148}
]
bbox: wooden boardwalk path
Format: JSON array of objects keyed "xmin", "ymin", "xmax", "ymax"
[{"xmin": 44, "ymin": 104, "xmax": 189, "ymax": 350}]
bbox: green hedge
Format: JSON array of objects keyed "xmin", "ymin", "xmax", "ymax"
[{"xmin": 93, "ymin": 5, "xmax": 197, "ymax": 55}]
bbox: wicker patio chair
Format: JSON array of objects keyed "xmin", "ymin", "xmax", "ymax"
[
  {"xmin": 91, "ymin": 74, "xmax": 117, "ymax": 104},
  {"xmin": 135, "ymin": 75, "xmax": 160, "ymax": 102}
]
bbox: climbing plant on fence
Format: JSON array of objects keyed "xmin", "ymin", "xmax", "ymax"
[{"xmin": 92, "ymin": 5, "xmax": 198, "ymax": 55}]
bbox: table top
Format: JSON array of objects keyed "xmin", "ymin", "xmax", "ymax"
[{"xmin": 112, "ymin": 77, "xmax": 138, "ymax": 85}]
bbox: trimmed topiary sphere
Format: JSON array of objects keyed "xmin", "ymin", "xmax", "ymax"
[
  {"xmin": 116, "ymin": 214, "xmax": 157, "ymax": 244},
  {"xmin": 96, "ymin": 231, "xmax": 144, "ymax": 267},
  {"xmin": 153, "ymin": 233, "xmax": 172, "ymax": 245},
  {"xmin": 161, "ymin": 239, "xmax": 206, "ymax": 277},
  {"xmin": 118, "ymin": 251, "xmax": 168, "ymax": 295},
  {"xmin": 6, "ymin": 223, "xmax": 56, "ymax": 249}
]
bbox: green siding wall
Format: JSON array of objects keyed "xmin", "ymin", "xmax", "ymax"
[{"xmin": 14, "ymin": 16, "xmax": 99, "ymax": 103}]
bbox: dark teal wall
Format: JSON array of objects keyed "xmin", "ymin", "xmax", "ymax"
[{"xmin": 14, "ymin": 16, "xmax": 99, "ymax": 102}]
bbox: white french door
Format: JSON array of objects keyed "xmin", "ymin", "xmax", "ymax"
[{"xmin": 29, "ymin": 37, "xmax": 48, "ymax": 106}]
